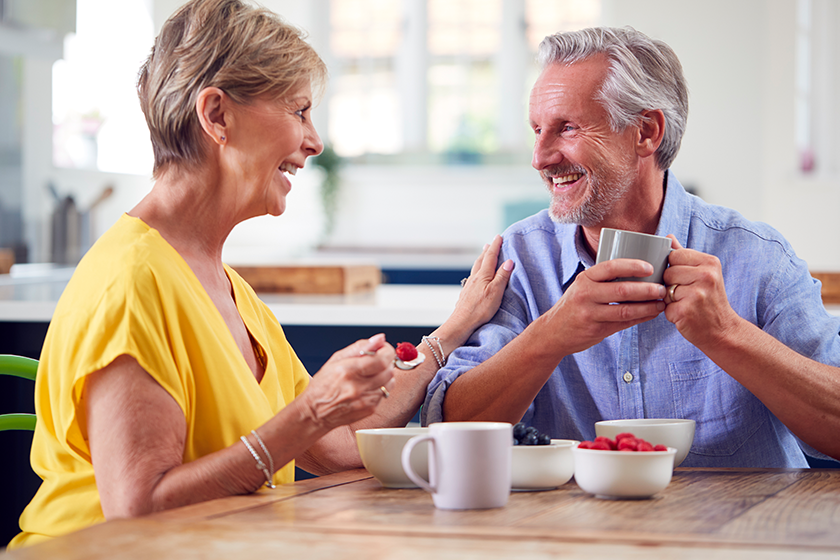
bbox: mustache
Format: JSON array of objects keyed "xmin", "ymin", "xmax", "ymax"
[{"xmin": 541, "ymin": 165, "xmax": 586, "ymax": 180}]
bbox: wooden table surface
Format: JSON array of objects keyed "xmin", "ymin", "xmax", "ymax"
[{"xmin": 6, "ymin": 467, "xmax": 840, "ymax": 559}]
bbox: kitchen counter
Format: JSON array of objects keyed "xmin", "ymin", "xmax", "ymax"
[
  {"xmin": 0, "ymin": 265, "xmax": 463, "ymax": 327},
  {"xmin": 3, "ymin": 265, "xmax": 840, "ymax": 325}
]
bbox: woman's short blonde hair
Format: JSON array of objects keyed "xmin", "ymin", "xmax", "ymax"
[{"xmin": 137, "ymin": 0, "xmax": 327, "ymax": 177}]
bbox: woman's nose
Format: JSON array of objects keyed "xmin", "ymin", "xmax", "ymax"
[{"xmin": 304, "ymin": 124, "xmax": 324, "ymax": 157}]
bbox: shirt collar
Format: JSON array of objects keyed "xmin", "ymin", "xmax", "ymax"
[
  {"xmin": 558, "ymin": 224, "xmax": 587, "ymax": 289},
  {"xmin": 654, "ymin": 170, "xmax": 691, "ymax": 248},
  {"xmin": 560, "ymin": 169, "xmax": 691, "ymax": 287}
]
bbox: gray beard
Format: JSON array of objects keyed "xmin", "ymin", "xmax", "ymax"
[{"xmin": 547, "ymin": 169, "xmax": 633, "ymax": 227}]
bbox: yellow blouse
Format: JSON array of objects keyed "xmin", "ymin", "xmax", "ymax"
[{"xmin": 10, "ymin": 214, "xmax": 310, "ymax": 549}]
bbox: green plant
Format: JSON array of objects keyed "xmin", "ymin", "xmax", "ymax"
[{"xmin": 311, "ymin": 145, "xmax": 343, "ymax": 240}]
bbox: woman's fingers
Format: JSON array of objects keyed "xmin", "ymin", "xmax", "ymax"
[{"xmin": 329, "ymin": 333, "xmax": 390, "ymax": 363}]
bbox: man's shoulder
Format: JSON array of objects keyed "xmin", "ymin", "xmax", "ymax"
[{"xmin": 687, "ymin": 195, "xmax": 791, "ymax": 250}]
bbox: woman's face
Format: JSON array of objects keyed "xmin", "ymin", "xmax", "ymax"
[{"xmin": 228, "ymin": 82, "xmax": 323, "ymax": 218}]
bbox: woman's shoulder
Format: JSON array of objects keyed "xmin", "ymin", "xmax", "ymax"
[{"xmin": 55, "ymin": 215, "xmax": 192, "ymax": 318}]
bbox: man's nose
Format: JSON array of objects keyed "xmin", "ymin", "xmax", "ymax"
[{"xmin": 532, "ymin": 134, "xmax": 561, "ymax": 171}]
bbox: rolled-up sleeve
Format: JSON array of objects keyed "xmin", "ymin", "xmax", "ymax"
[{"xmin": 421, "ymin": 304, "xmax": 527, "ymax": 425}]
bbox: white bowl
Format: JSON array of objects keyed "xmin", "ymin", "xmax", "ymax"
[
  {"xmin": 355, "ymin": 427, "xmax": 429, "ymax": 488},
  {"xmin": 511, "ymin": 439, "xmax": 576, "ymax": 490},
  {"xmin": 572, "ymin": 444, "xmax": 677, "ymax": 499},
  {"xmin": 594, "ymin": 419, "xmax": 695, "ymax": 466}
]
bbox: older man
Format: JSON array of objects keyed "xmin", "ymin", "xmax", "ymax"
[{"xmin": 422, "ymin": 27, "xmax": 840, "ymax": 467}]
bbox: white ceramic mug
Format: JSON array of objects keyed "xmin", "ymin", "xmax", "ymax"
[
  {"xmin": 596, "ymin": 228, "xmax": 673, "ymax": 284},
  {"xmin": 401, "ymin": 422, "xmax": 512, "ymax": 510}
]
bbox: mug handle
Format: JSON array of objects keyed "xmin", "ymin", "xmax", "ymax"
[{"xmin": 401, "ymin": 434, "xmax": 435, "ymax": 493}]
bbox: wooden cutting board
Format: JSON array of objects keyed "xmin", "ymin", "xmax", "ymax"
[
  {"xmin": 812, "ymin": 271, "xmax": 840, "ymax": 304},
  {"xmin": 0, "ymin": 248, "xmax": 13, "ymax": 275},
  {"xmin": 231, "ymin": 264, "xmax": 381, "ymax": 294}
]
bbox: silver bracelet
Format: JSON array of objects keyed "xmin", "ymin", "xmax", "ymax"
[
  {"xmin": 250, "ymin": 430, "xmax": 275, "ymax": 487},
  {"xmin": 240, "ymin": 435, "xmax": 276, "ymax": 489},
  {"xmin": 422, "ymin": 335, "xmax": 446, "ymax": 368}
]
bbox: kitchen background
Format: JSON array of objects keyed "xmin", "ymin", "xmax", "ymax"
[{"xmin": 1, "ymin": 0, "xmax": 839, "ymax": 272}]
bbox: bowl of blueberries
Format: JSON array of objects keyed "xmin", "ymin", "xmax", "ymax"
[{"xmin": 511, "ymin": 423, "xmax": 576, "ymax": 491}]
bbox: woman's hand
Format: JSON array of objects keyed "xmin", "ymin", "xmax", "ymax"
[
  {"xmin": 446, "ymin": 235, "xmax": 514, "ymax": 342},
  {"xmin": 297, "ymin": 333, "xmax": 396, "ymax": 431}
]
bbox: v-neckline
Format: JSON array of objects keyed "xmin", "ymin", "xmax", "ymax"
[
  {"xmin": 127, "ymin": 214, "xmax": 268, "ymax": 387},
  {"xmin": 226, "ymin": 267, "xmax": 267, "ymax": 385}
]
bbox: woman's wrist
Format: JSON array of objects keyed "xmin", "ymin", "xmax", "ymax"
[{"xmin": 429, "ymin": 319, "xmax": 472, "ymax": 355}]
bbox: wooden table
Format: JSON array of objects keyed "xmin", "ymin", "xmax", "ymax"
[{"xmin": 6, "ymin": 467, "xmax": 840, "ymax": 559}]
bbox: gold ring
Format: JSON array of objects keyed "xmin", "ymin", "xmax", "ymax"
[
  {"xmin": 379, "ymin": 386, "xmax": 390, "ymax": 398},
  {"xmin": 668, "ymin": 284, "xmax": 678, "ymax": 302}
]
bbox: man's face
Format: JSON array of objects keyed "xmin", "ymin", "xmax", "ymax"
[{"xmin": 529, "ymin": 56, "xmax": 638, "ymax": 226}]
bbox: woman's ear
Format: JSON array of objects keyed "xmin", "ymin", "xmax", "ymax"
[
  {"xmin": 635, "ymin": 109, "xmax": 665, "ymax": 158},
  {"xmin": 196, "ymin": 87, "xmax": 228, "ymax": 145}
]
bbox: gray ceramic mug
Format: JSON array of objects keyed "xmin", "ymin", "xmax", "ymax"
[{"xmin": 596, "ymin": 228, "xmax": 673, "ymax": 284}]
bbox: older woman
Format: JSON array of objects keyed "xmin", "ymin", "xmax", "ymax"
[{"xmin": 8, "ymin": 0, "xmax": 513, "ymax": 548}]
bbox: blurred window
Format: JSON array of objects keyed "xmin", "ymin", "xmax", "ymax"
[
  {"xmin": 795, "ymin": 0, "xmax": 840, "ymax": 176},
  {"xmin": 52, "ymin": 0, "xmax": 153, "ymax": 174},
  {"xmin": 327, "ymin": 0, "xmax": 601, "ymax": 162}
]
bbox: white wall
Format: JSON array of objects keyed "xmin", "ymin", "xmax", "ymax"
[
  {"xmin": 599, "ymin": 0, "xmax": 840, "ymax": 269},
  {"xmin": 15, "ymin": 0, "xmax": 840, "ymax": 270}
]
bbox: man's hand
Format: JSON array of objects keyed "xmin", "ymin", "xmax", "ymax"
[
  {"xmin": 662, "ymin": 235, "xmax": 743, "ymax": 348},
  {"xmin": 537, "ymin": 258, "xmax": 667, "ymax": 356}
]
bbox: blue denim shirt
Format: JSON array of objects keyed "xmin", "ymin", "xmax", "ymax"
[{"xmin": 423, "ymin": 171, "xmax": 840, "ymax": 467}]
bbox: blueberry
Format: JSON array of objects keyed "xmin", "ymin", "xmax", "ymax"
[
  {"xmin": 522, "ymin": 432, "xmax": 539, "ymax": 446},
  {"xmin": 537, "ymin": 433, "xmax": 551, "ymax": 446},
  {"xmin": 513, "ymin": 422, "xmax": 527, "ymax": 440},
  {"xmin": 525, "ymin": 426, "xmax": 539, "ymax": 436}
]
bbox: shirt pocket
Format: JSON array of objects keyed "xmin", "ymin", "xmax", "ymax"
[{"xmin": 669, "ymin": 358, "xmax": 766, "ymax": 457}]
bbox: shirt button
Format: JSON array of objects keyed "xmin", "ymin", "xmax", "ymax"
[{"xmin": 623, "ymin": 371, "xmax": 634, "ymax": 383}]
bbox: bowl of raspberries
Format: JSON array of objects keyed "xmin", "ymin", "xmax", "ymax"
[
  {"xmin": 510, "ymin": 423, "xmax": 576, "ymax": 490},
  {"xmin": 572, "ymin": 432, "xmax": 677, "ymax": 499},
  {"xmin": 595, "ymin": 418, "xmax": 695, "ymax": 466}
]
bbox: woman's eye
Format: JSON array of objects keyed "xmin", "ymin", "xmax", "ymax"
[{"xmin": 295, "ymin": 105, "xmax": 312, "ymax": 121}]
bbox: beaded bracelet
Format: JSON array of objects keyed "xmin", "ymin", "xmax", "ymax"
[
  {"xmin": 422, "ymin": 335, "xmax": 446, "ymax": 368},
  {"xmin": 240, "ymin": 435, "xmax": 276, "ymax": 489}
]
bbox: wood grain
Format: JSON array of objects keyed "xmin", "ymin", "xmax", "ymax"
[{"xmin": 7, "ymin": 468, "xmax": 840, "ymax": 560}]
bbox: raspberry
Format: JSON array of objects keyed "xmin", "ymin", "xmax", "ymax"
[
  {"xmin": 617, "ymin": 438, "xmax": 638, "ymax": 451},
  {"xmin": 594, "ymin": 436, "xmax": 617, "ymax": 450},
  {"xmin": 395, "ymin": 342, "xmax": 418, "ymax": 362},
  {"xmin": 637, "ymin": 440, "xmax": 655, "ymax": 452},
  {"xmin": 579, "ymin": 432, "xmax": 671, "ymax": 454}
]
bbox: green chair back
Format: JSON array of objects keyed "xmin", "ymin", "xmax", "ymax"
[{"xmin": 0, "ymin": 355, "xmax": 38, "ymax": 432}]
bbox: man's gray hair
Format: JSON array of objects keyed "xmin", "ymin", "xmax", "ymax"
[{"xmin": 538, "ymin": 27, "xmax": 688, "ymax": 170}]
